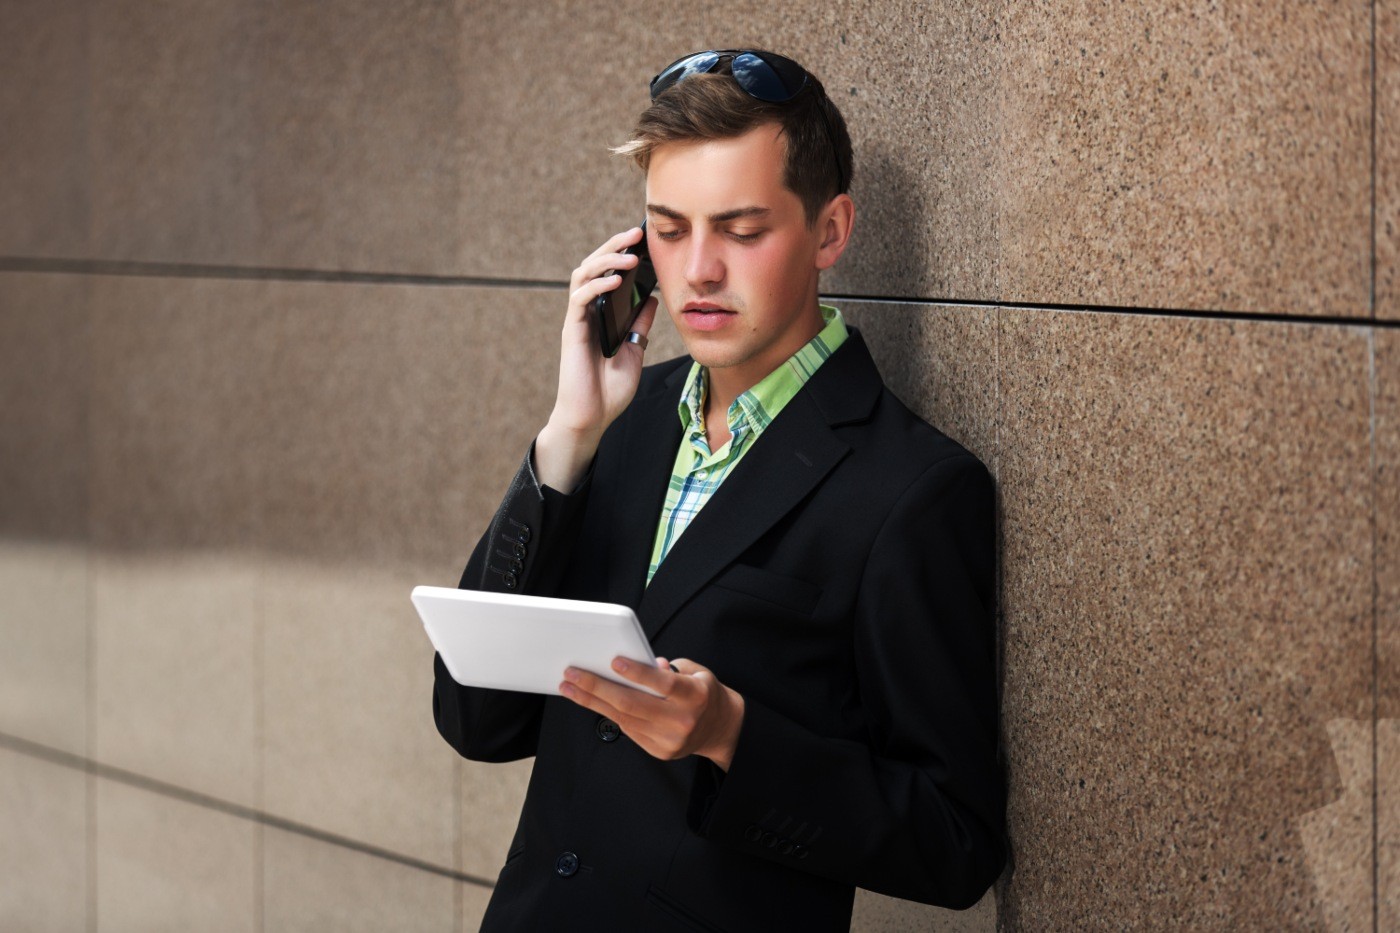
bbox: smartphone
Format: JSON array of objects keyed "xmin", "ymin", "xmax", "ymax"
[{"xmin": 593, "ymin": 221, "xmax": 657, "ymax": 358}]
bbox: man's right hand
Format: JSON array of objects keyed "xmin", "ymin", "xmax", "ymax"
[{"xmin": 535, "ymin": 226, "xmax": 659, "ymax": 493}]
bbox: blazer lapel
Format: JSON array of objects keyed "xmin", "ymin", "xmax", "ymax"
[
  {"xmin": 634, "ymin": 331, "xmax": 883, "ymax": 644},
  {"xmin": 606, "ymin": 363, "xmax": 688, "ymax": 609},
  {"xmin": 637, "ymin": 389, "xmax": 850, "ymax": 643}
]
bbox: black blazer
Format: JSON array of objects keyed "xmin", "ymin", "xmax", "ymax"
[{"xmin": 434, "ymin": 331, "xmax": 1005, "ymax": 932}]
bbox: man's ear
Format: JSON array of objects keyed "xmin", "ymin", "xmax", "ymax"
[{"xmin": 814, "ymin": 194, "xmax": 855, "ymax": 272}]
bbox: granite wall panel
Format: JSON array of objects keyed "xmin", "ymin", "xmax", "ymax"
[
  {"xmin": 94, "ymin": 779, "xmax": 257, "ymax": 933},
  {"xmin": 10, "ymin": 2, "xmax": 1374, "ymax": 321},
  {"xmin": 997, "ymin": 309, "xmax": 1374, "ymax": 928},
  {"xmin": 840, "ymin": 300, "xmax": 997, "ymax": 470},
  {"xmin": 1381, "ymin": 0, "xmax": 1400, "ymax": 320},
  {"xmin": 248, "ymin": 0, "xmax": 468, "ymax": 276},
  {"xmin": 89, "ymin": 275, "xmax": 275, "ymax": 552},
  {"xmin": 851, "ymin": 887, "xmax": 995, "ymax": 932},
  {"xmin": 0, "ymin": 542, "xmax": 89, "ymax": 756},
  {"xmin": 262, "ymin": 827, "xmax": 458, "ymax": 932},
  {"xmin": 460, "ymin": 758, "xmax": 533, "ymax": 882},
  {"xmin": 90, "ymin": 550, "xmax": 261, "ymax": 808},
  {"xmin": 0, "ymin": 273, "xmax": 91, "ymax": 541},
  {"xmin": 87, "ymin": 0, "xmax": 260, "ymax": 265},
  {"xmin": 998, "ymin": 1, "xmax": 1372, "ymax": 317},
  {"xmin": 0, "ymin": 273, "xmax": 92, "ymax": 754},
  {"xmin": 449, "ymin": 0, "xmax": 1002, "ymax": 298},
  {"xmin": 252, "ymin": 282, "xmax": 563, "ymax": 570},
  {"xmin": 0, "ymin": 0, "xmax": 90, "ymax": 259},
  {"xmin": 1378, "ymin": 328, "xmax": 1399, "ymax": 927},
  {"xmin": 261, "ymin": 558, "xmax": 457, "ymax": 868},
  {"xmin": 0, "ymin": 747, "xmax": 88, "ymax": 931}
]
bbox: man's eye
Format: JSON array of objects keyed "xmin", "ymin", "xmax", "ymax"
[
  {"xmin": 654, "ymin": 228, "xmax": 683, "ymax": 240},
  {"xmin": 729, "ymin": 230, "xmax": 763, "ymax": 242}
]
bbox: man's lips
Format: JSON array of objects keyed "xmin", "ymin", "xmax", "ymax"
[{"xmin": 680, "ymin": 303, "xmax": 736, "ymax": 331}]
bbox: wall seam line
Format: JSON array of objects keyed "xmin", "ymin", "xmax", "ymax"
[
  {"xmin": 2, "ymin": 256, "xmax": 1397, "ymax": 331},
  {"xmin": 0, "ymin": 731, "xmax": 494, "ymax": 890},
  {"xmin": 1370, "ymin": 0, "xmax": 1380, "ymax": 929}
]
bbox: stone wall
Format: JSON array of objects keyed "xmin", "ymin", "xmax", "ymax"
[{"xmin": 1, "ymin": 1, "xmax": 1395, "ymax": 929}]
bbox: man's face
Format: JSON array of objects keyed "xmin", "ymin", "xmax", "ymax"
[{"xmin": 645, "ymin": 124, "xmax": 827, "ymax": 392}]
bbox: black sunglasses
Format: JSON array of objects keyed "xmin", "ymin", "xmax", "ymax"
[{"xmin": 649, "ymin": 50, "xmax": 847, "ymax": 193}]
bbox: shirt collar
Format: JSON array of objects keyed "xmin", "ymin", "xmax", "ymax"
[{"xmin": 677, "ymin": 304, "xmax": 849, "ymax": 441}]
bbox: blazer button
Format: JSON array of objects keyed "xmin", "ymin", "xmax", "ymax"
[
  {"xmin": 777, "ymin": 839, "xmax": 794, "ymax": 856},
  {"xmin": 744, "ymin": 825, "xmax": 762, "ymax": 843},
  {"xmin": 760, "ymin": 832, "xmax": 778, "ymax": 849},
  {"xmin": 555, "ymin": 851, "xmax": 579, "ymax": 877},
  {"xmin": 595, "ymin": 718, "xmax": 620, "ymax": 742},
  {"xmin": 501, "ymin": 572, "xmax": 517, "ymax": 590},
  {"xmin": 792, "ymin": 844, "xmax": 809, "ymax": 859}
]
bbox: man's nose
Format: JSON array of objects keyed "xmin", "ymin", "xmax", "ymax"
[{"xmin": 683, "ymin": 232, "xmax": 725, "ymax": 289}]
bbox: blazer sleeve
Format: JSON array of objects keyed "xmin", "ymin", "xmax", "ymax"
[
  {"xmin": 685, "ymin": 452, "xmax": 1005, "ymax": 909},
  {"xmin": 432, "ymin": 441, "xmax": 595, "ymax": 763}
]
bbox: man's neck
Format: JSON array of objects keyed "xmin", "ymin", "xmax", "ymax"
[{"xmin": 698, "ymin": 302, "xmax": 827, "ymax": 451}]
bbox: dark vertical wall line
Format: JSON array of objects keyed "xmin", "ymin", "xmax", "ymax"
[
  {"xmin": 1371, "ymin": 8, "xmax": 1381, "ymax": 933},
  {"xmin": 1366, "ymin": 320, "xmax": 1381, "ymax": 933},
  {"xmin": 254, "ymin": 568, "xmax": 265, "ymax": 930}
]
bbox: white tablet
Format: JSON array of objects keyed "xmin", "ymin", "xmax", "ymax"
[{"xmin": 412, "ymin": 585, "xmax": 662, "ymax": 698}]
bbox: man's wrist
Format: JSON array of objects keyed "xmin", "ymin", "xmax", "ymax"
[{"xmin": 535, "ymin": 420, "xmax": 602, "ymax": 493}]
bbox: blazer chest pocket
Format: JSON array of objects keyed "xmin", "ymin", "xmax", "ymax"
[{"xmin": 711, "ymin": 563, "xmax": 822, "ymax": 616}]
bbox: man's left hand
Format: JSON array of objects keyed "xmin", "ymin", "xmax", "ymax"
[{"xmin": 560, "ymin": 657, "xmax": 745, "ymax": 772}]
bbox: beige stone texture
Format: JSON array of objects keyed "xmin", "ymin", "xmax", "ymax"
[
  {"xmin": 459, "ymin": 758, "xmax": 532, "ymax": 881},
  {"xmin": 450, "ymin": 1, "xmax": 1002, "ymax": 298},
  {"xmin": 998, "ymin": 2, "xmax": 1372, "ymax": 317},
  {"xmin": 90, "ymin": 550, "xmax": 260, "ymax": 807},
  {"xmin": 94, "ymin": 778, "xmax": 256, "ymax": 933},
  {"xmin": 0, "ymin": 747, "xmax": 88, "ymax": 931},
  {"xmin": 262, "ymin": 827, "xmax": 457, "ymax": 932},
  {"xmin": 1380, "ymin": 0, "xmax": 1399, "ymax": 320},
  {"xmin": 247, "ymin": 1, "xmax": 468, "ymax": 276},
  {"xmin": 1380, "ymin": 719, "xmax": 1400, "ymax": 933},
  {"xmin": 460, "ymin": 878, "xmax": 496, "ymax": 933},
  {"xmin": 840, "ymin": 300, "xmax": 997, "ymax": 470},
  {"xmin": 89, "ymin": 275, "xmax": 275, "ymax": 552},
  {"xmin": 1296, "ymin": 718, "xmax": 1374, "ymax": 933},
  {"xmin": 252, "ymin": 281, "xmax": 559, "ymax": 570},
  {"xmin": 1379, "ymin": 327, "xmax": 1399, "ymax": 925},
  {"xmin": 251, "ymin": 278, "xmax": 684, "ymax": 569},
  {"xmin": 0, "ymin": 272, "xmax": 91, "ymax": 542},
  {"xmin": 852, "ymin": 887, "xmax": 995, "ymax": 932},
  {"xmin": 0, "ymin": 542, "xmax": 89, "ymax": 754},
  {"xmin": 260, "ymin": 557, "xmax": 455, "ymax": 868},
  {"xmin": 0, "ymin": 0, "xmax": 90, "ymax": 259},
  {"xmin": 997, "ymin": 309, "xmax": 1374, "ymax": 928},
  {"xmin": 87, "ymin": 0, "xmax": 260, "ymax": 264}
]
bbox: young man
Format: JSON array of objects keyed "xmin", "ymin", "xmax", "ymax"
[{"xmin": 434, "ymin": 49, "xmax": 1005, "ymax": 931}]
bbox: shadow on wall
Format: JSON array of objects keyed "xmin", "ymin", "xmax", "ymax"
[{"xmin": 843, "ymin": 138, "xmax": 934, "ymax": 323}]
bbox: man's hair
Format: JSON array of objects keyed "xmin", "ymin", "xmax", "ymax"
[{"xmin": 612, "ymin": 53, "xmax": 853, "ymax": 227}]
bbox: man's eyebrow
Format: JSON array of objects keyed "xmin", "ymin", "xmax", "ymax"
[{"xmin": 646, "ymin": 203, "xmax": 772, "ymax": 223}]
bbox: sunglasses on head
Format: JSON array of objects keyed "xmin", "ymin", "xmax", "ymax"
[{"xmin": 649, "ymin": 49, "xmax": 847, "ymax": 193}]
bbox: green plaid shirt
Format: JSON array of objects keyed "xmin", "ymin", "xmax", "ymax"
[{"xmin": 646, "ymin": 305, "xmax": 848, "ymax": 585}]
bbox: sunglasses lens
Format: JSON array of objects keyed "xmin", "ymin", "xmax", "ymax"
[
  {"xmin": 650, "ymin": 51, "xmax": 721, "ymax": 99},
  {"xmin": 731, "ymin": 52, "xmax": 807, "ymax": 102}
]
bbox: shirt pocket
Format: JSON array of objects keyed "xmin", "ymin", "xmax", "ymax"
[{"xmin": 710, "ymin": 563, "xmax": 822, "ymax": 616}]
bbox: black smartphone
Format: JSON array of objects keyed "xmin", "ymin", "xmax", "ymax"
[{"xmin": 593, "ymin": 221, "xmax": 657, "ymax": 358}]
